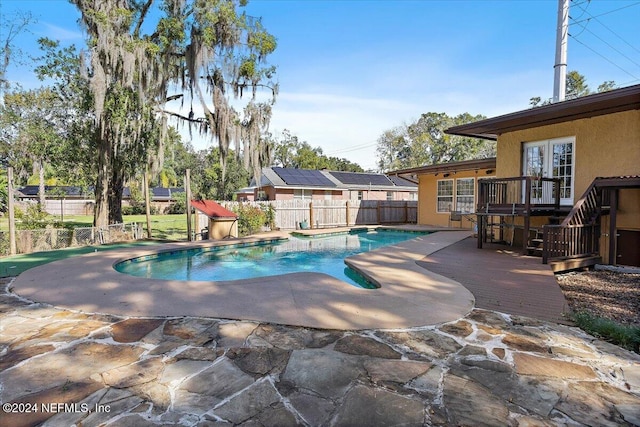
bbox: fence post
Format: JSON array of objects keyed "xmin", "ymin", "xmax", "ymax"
[
  {"xmin": 185, "ymin": 169, "xmax": 192, "ymax": 241},
  {"xmin": 7, "ymin": 167, "xmax": 17, "ymax": 255},
  {"xmin": 309, "ymin": 202, "xmax": 314, "ymax": 229},
  {"xmin": 346, "ymin": 201, "xmax": 350, "ymax": 227},
  {"xmin": 377, "ymin": 202, "xmax": 381, "ymax": 224}
]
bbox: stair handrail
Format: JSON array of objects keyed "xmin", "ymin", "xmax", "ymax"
[
  {"xmin": 559, "ymin": 179, "xmax": 600, "ymax": 227},
  {"xmin": 542, "ymin": 178, "xmax": 602, "ymax": 263}
]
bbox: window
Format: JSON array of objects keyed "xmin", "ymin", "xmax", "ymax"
[
  {"xmin": 357, "ymin": 191, "xmax": 364, "ymax": 201},
  {"xmin": 257, "ymin": 190, "xmax": 267, "ymax": 201},
  {"xmin": 386, "ymin": 191, "xmax": 394, "ymax": 201},
  {"xmin": 294, "ymin": 189, "xmax": 312, "ymax": 200},
  {"xmin": 437, "ymin": 180, "xmax": 454, "ymax": 213},
  {"xmin": 456, "ymin": 178, "xmax": 475, "ymax": 213}
]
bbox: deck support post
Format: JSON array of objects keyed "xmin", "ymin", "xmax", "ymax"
[
  {"xmin": 608, "ymin": 189, "xmax": 618, "ymax": 264},
  {"xmin": 523, "ymin": 177, "xmax": 532, "ymax": 254}
]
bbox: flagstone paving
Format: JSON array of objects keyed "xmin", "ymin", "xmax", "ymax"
[{"xmin": 1, "ymin": 280, "xmax": 639, "ymax": 427}]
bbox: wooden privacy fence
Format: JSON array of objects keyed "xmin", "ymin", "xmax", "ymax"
[{"xmin": 221, "ymin": 200, "xmax": 417, "ymax": 230}]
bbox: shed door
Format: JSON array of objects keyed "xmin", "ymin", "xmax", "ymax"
[{"xmin": 617, "ymin": 229, "xmax": 640, "ymax": 267}]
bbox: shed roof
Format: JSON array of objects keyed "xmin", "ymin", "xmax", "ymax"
[
  {"xmin": 445, "ymin": 84, "xmax": 640, "ymax": 140},
  {"xmin": 191, "ymin": 200, "xmax": 237, "ymax": 219}
]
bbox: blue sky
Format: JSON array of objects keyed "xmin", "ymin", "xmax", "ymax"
[{"xmin": 3, "ymin": 0, "xmax": 639, "ymax": 170}]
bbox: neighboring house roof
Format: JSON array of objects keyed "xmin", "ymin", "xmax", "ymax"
[
  {"xmin": 123, "ymin": 187, "xmax": 184, "ymax": 201},
  {"xmin": 191, "ymin": 200, "xmax": 238, "ymax": 219},
  {"xmin": 248, "ymin": 167, "xmax": 418, "ymax": 192},
  {"xmin": 446, "ymin": 84, "xmax": 640, "ymax": 140},
  {"xmin": 18, "ymin": 185, "xmax": 184, "ymax": 201},
  {"xmin": 388, "ymin": 158, "xmax": 497, "ymax": 182},
  {"xmin": 17, "ymin": 185, "xmax": 93, "ymax": 198}
]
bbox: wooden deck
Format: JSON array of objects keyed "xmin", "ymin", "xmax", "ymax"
[{"xmin": 418, "ymin": 237, "xmax": 572, "ymax": 324}]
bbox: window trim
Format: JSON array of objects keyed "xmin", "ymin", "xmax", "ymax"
[
  {"xmin": 436, "ymin": 179, "xmax": 454, "ymax": 213},
  {"xmin": 455, "ymin": 177, "xmax": 475, "ymax": 214}
]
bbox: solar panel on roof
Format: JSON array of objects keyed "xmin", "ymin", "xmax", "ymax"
[
  {"xmin": 388, "ymin": 176, "xmax": 418, "ymax": 187},
  {"xmin": 329, "ymin": 171, "xmax": 392, "ymax": 186},
  {"xmin": 272, "ymin": 167, "xmax": 336, "ymax": 187}
]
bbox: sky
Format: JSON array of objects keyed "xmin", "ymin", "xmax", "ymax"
[{"xmin": 2, "ymin": 0, "xmax": 640, "ymax": 171}]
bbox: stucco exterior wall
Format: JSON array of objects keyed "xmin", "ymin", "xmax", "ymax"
[
  {"xmin": 417, "ymin": 169, "xmax": 493, "ymax": 228},
  {"xmin": 495, "ymin": 109, "xmax": 639, "ymax": 264},
  {"xmin": 496, "ymin": 109, "xmax": 640, "ymax": 199}
]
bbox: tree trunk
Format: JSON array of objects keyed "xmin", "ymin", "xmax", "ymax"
[
  {"xmin": 93, "ymin": 135, "xmax": 110, "ymax": 227},
  {"xmin": 38, "ymin": 159, "xmax": 45, "ymax": 207},
  {"xmin": 108, "ymin": 167, "xmax": 125, "ymax": 224}
]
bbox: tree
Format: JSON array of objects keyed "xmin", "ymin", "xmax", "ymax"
[
  {"xmin": 0, "ymin": 88, "xmax": 63, "ymax": 205},
  {"xmin": 270, "ymin": 129, "xmax": 364, "ymax": 172},
  {"xmin": 0, "ymin": 11, "xmax": 35, "ymax": 97},
  {"xmin": 376, "ymin": 113, "xmax": 494, "ymax": 172},
  {"xmin": 72, "ymin": 0, "xmax": 278, "ymax": 226},
  {"xmin": 529, "ymin": 71, "xmax": 616, "ymax": 106},
  {"xmin": 566, "ymin": 70, "xmax": 590, "ymax": 99}
]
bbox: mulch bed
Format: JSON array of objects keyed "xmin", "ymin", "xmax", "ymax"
[{"xmin": 556, "ymin": 270, "xmax": 640, "ymax": 327}]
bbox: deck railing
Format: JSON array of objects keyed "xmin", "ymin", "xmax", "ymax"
[
  {"xmin": 477, "ymin": 176, "xmax": 561, "ymax": 214},
  {"xmin": 542, "ymin": 223, "xmax": 599, "ymax": 262},
  {"xmin": 542, "ymin": 180, "xmax": 604, "ymax": 263}
]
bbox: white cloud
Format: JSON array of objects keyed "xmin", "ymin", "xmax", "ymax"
[{"xmin": 41, "ymin": 22, "xmax": 83, "ymax": 41}]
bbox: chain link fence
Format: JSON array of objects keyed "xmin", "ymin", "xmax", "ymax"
[{"xmin": 0, "ymin": 222, "xmax": 144, "ymax": 256}]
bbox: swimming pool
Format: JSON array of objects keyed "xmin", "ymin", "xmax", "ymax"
[{"xmin": 115, "ymin": 229, "xmax": 428, "ymax": 288}]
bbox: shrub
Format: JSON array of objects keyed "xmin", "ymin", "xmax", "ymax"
[
  {"xmin": 261, "ymin": 203, "xmax": 276, "ymax": 230},
  {"xmin": 15, "ymin": 204, "xmax": 61, "ymax": 229},
  {"xmin": 232, "ymin": 203, "xmax": 266, "ymax": 237},
  {"xmin": 165, "ymin": 192, "xmax": 186, "ymax": 214}
]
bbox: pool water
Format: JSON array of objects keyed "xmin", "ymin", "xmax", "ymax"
[{"xmin": 115, "ymin": 230, "xmax": 427, "ymax": 288}]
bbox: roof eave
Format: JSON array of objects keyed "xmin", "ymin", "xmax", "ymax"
[{"xmin": 445, "ymin": 84, "xmax": 640, "ymax": 139}]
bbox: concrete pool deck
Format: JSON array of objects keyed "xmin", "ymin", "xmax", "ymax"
[{"xmin": 11, "ymin": 229, "xmax": 475, "ymax": 330}]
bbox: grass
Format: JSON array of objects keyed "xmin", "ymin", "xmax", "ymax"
[
  {"xmin": 0, "ymin": 240, "xmax": 166, "ymax": 277},
  {"xmin": 572, "ymin": 311, "xmax": 640, "ymax": 354},
  {"xmin": 1, "ymin": 214, "xmax": 189, "ymax": 241}
]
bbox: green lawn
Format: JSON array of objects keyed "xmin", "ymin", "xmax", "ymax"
[
  {"xmin": 0, "ymin": 240, "xmax": 166, "ymax": 277},
  {"xmin": 0, "ymin": 214, "xmax": 189, "ymax": 240}
]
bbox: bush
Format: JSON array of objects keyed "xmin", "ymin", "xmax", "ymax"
[
  {"xmin": 122, "ymin": 205, "xmax": 159, "ymax": 215},
  {"xmin": 15, "ymin": 204, "xmax": 61, "ymax": 229},
  {"xmin": 232, "ymin": 203, "xmax": 267, "ymax": 237},
  {"xmin": 261, "ymin": 203, "xmax": 276, "ymax": 230},
  {"xmin": 165, "ymin": 192, "xmax": 186, "ymax": 214}
]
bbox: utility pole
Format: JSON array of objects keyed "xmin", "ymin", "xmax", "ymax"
[{"xmin": 553, "ymin": 0, "xmax": 569, "ymax": 103}]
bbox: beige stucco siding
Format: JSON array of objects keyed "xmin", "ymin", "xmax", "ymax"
[
  {"xmin": 417, "ymin": 169, "xmax": 492, "ymax": 228},
  {"xmin": 496, "ymin": 109, "xmax": 640, "ymax": 199}
]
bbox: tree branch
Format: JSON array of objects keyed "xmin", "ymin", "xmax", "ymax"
[{"xmin": 133, "ymin": 0, "xmax": 154, "ymax": 38}]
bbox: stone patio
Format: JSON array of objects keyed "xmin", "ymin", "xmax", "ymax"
[{"xmin": 1, "ymin": 279, "xmax": 639, "ymax": 426}]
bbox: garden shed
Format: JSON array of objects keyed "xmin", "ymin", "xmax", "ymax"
[{"xmin": 191, "ymin": 200, "xmax": 238, "ymax": 240}]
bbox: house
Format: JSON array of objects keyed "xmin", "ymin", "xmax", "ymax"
[
  {"xmin": 445, "ymin": 84, "xmax": 640, "ymax": 270},
  {"xmin": 389, "ymin": 158, "xmax": 496, "ymax": 229},
  {"xmin": 236, "ymin": 167, "xmax": 418, "ymax": 202},
  {"xmin": 17, "ymin": 185, "xmax": 185, "ymax": 215}
]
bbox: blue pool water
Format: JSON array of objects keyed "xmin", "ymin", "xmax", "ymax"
[{"xmin": 115, "ymin": 229, "xmax": 427, "ymax": 288}]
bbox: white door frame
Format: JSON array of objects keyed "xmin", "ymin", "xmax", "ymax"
[{"xmin": 523, "ymin": 136, "xmax": 575, "ymax": 206}]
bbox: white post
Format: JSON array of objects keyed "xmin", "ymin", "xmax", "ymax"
[
  {"xmin": 185, "ymin": 169, "xmax": 192, "ymax": 241},
  {"xmin": 553, "ymin": 0, "xmax": 569, "ymax": 103},
  {"xmin": 7, "ymin": 167, "xmax": 17, "ymax": 255}
]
